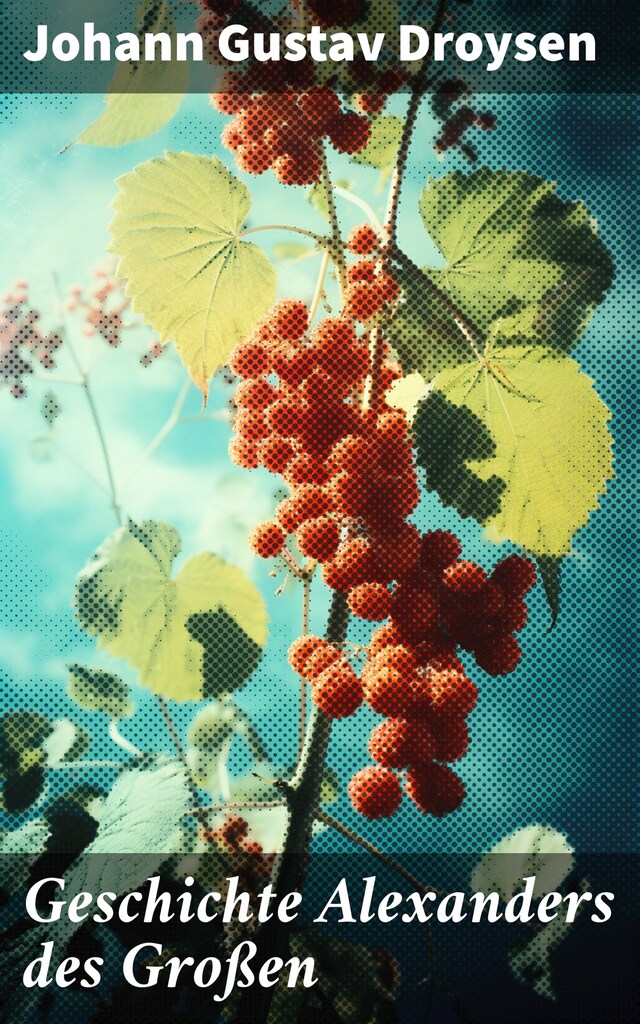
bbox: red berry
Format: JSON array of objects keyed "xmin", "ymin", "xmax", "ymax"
[
  {"xmin": 362, "ymin": 664, "xmax": 416, "ymax": 718},
  {"xmin": 348, "ymin": 766, "xmax": 402, "ymax": 819},
  {"xmin": 368, "ymin": 623, "xmax": 404, "ymax": 658},
  {"xmin": 497, "ymin": 596, "xmax": 528, "ymax": 634},
  {"xmin": 347, "ymin": 224, "xmax": 379, "ymax": 256},
  {"xmin": 234, "ymin": 409, "xmax": 269, "ymax": 441},
  {"xmin": 298, "ymin": 86, "xmax": 341, "ymax": 132},
  {"xmin": 258, "ymin": 436, "xmax": 296, "ymax": 474},
  {"xmin": 474, "ymin": 634, "xmax": 522, "ymax": 676},
  {"xmin": 236, "ymin": 142, "xmax": 272, "ymax": 174},
  {"xmin": 354, "ymin": 93, "xmax": 388, "ymax": 116},
  {"xmin": 369, "ymin": 718, "xmax": 434, "ymax": 769},
  {"xmin": 312, "ymin": 660, "xmax": 362, "ymax": 719},
  {"xmin": 305, "ymin": 642, "xmax": 342, "ymax": 680},
  {"xmin": 296, "ymin": 517, "xmax": 340, "ymax": 562},
  {"xmin": 249, "ymin": 521, "xmax": 285, "ymax": 558},
  {"xmin": 228, "ymin": 436, "xmax": 259, "ymax": 469},
  {"xmin": 272, "ymin": 299, "xmax": 309, "ymax": 341},
  {"xmin": 273, "ymin": 145, "xmax": 322, "ymax": 186},
  {"xmin": 210, "ymin": 91, "xmax": 249, "ymax": 116},
  {"xmin": 433, "ymin": 717, "xmax": 470, "ymax": 763},
  {"xmin": 405, "ymin": 763, "xmax": 465, "ymax": 816},
  {"xmin": 347, "ymin": 260, "xmax": 377, "ymax": 285},
  {"xmin": 442, "ymin": 559, "xmax": 488, "ymax": 596},
  {"xmin": 491, "ymin": 555, "xmax": 537, "ymax": 597},
  {"xmin": 348, "ymin": 582, "xmax": 392, "ymax": 621},
  {"xmin": 344, "ymin": 282, "xmax": 386, "ymax": 322},
  {"xmin": 417, "ymin": 666, "xmax": 478, "ymax": 718},
  {"xmin": 235, "ymin": 378, "xmax": 278, "ymax": 412},
  {"xmin": 284, "ymin": 453, "xmax": 328, "ymax": 487},
  {"xmin": 229, "ymin": 340, "xmax": 270, "ymax": 379},
  {"xmin": 420, "ymin": 531, "xmax": 462, "ymax": 573},
  {"xmin": 328, "ymin": 111, "xmax": 371, "ymax": 154},
  {"xmin": 288, "ymin": 635, "xmax": 325, "ymax": 677}
]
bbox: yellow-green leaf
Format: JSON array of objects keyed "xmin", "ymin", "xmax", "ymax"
[
  {"xmin": 414, "ymin": 347, "xmax": 613, "ymax": 557},
  {"xmin": 109, "ymin": 153, "xmax": 276, "ymax": 399},
  {"xmin": 68, "ymin": 1, "xmax": 186, "ymax": 149},
  {"xmin": 74, "ymin": 520, "xmax": 268, "ymax": 701}
]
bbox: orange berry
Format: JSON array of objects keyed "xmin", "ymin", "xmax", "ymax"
[
  {"xmin": 348, "ymin": 582, "xmax": 392, "ymax": 621},
  {"xmin": 296, "ymin": 517, "xmax": 340, "ymax": 562},
  {"xmin": 405, "ymin": 763, "xmax": 465, "ymax": 816},
  {"xmin": 312, "ymin": 660, "xmax": 362, "ymax": 718},
  {"xmin": 348, "ymin": 766, "xmax": 402, "ymax": 818},
  {"xmin": 249, "ymin": 521, "xmax": 285, "ymax": 558},
  {"xmin": 288, "ymin": 635, "xmax": 325, "ymax": 677}
]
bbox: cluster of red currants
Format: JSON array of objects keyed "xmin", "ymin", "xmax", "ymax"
[
  {"xmin": 212, "ymin": 83, "xmax": 371, "ymax": 185},
  {"xmin": 227, "ymin": 225, "xmax": 535, "ymax": 821}
]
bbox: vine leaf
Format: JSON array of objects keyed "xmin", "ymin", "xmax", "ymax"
[
  {"xmin": 186, "ymin": 701, "xmax": 267, "ymax": 791},
  {"xmin": 109, "ymin": 153, "xmax": 276, "ymax": 400},
  {"xmin": 351, "ymin": 115, "xmax": 403, "ymax": 184},
  {"xmin": 409, "ymin": 347, "xmax": 613, "ymax": 557},
  {"xmin": 67, "ymin": 0, "xmax": 185, "ymax": 149},
  {"xmin": 74, "ymin": 520, "xmax": 268, "ymax": 701},
  {"xmin": 67, "ymin": 664, "xmax": 135, "ymax": 719},
  {"xmin": 393, "ymin": 169, "xmax": 613, "ymax": 379},
  {"xmin": 471, "ymin": 824, "xmax": 574, "ymax": 903}
]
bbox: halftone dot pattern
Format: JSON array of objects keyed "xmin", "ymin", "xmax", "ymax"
[{"xmin": 1, "ymin": 5, "xmax": 638, "ymax": 1022}]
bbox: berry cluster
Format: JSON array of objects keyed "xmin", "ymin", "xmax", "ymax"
[
  {"xmin": 213, "ymin": 83, "xmax": 371, "ymax": 185},
  {"xmin": 227, "ymin": 229, "xmax": 535, "ymax": 823},
  {"xmin": 1, "ymin": 286, "xmax": 62, "ymax": 398}
]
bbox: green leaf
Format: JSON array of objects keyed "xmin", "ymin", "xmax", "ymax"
[
  {"xmin": 307, "ymin": 178, "xmax": 352, "ymax": 222},
  {"xmin": 471, "ymin": 824, "xmax": 574, "ymax": 903},
  {"xmin": 42, "ymin": 719, "xmax": 90, "ymax": 766},
  {"xmin": 387, "ymin": 267, "xmax": 475, "ymax": 379},
  {"xmin": 74, "ymin": 520, "xmax": 268, "ymax": 701},
  {"xmin": 509, "ymin": 879, "xmax": 591, "ymax": 1000},
  {"xmin": 187, "ymin": 701, "xmax": 267, "ymax": 790},
  {"xmin": 413, "ymin": 347, "xmax": 613, "ymax": 557},
  {"xmin": 109, "ymin": 153, "xmax": 276, "ymax": 400},
  {"xmin": 68, "ymin": 664, "xmax": 135, "ymax": 719},
  {"xmin": 85, "ymin": 760, "xmax": 188, "ymax": 856},
  {"xmin": 351, "ymin": 115, "xmax": 403, "ymax": 183},
  {"xmin": 70, "ymin": 1, "xmax": 185, "ymax": 149},
  {"xmin": 397, "ymin": 169, "xmax": 613, "ymax": 378},
  {"xmin": 291, "ymin": 931, "xmax": 398, "ymax": 1024}
]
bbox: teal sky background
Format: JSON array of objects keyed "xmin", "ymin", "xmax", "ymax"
[{"xmin": 0, "ymin": 91, "xmax": 637, "ymax": 855}]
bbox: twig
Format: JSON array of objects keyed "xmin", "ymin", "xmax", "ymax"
[
  {"xmin": 121, "ymin": 376, "xmax": 191, "ymax": 491},
  {"xmin": 240, "ymin": 224, "xmax": 325, "ymax": 245},
  {"xmin": 386, "ymin": 0, "xmax": 450, "ymax": 244},
  {"xmin": 316, "ymin": 810, "xmax": 445, "ymax": 898}
]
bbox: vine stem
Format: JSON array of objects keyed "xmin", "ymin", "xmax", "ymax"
[
  {"xmin": 315, "ymin": 809, "xmax": 443, "ymax": 898},
  {"xmin": 385, "ymin": 0, "xmax": 450, "ymax": 245},
  {"xmin": 121, "ymin": 376, "xmax": 191, "ymax": 492},
  {"xmin": 233, "ymin": 593, "xmax": 350, "ymax": 1024},
  {"xmin": 240, "ymin": 224, "xmax": 325, "ymax": 245}
]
